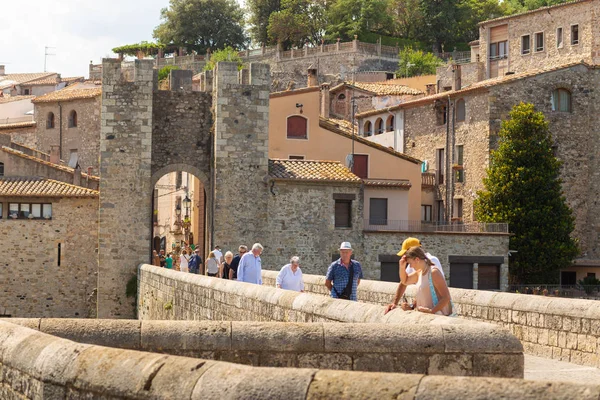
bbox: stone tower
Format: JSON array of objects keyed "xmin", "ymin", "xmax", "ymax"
[
  {"xmin": 212, "ymin": 62, "xmax": 271, "ymax": 252},
  {"xmin": 98, "ymin": 59, "xmax": 156, "ymax": 318}
]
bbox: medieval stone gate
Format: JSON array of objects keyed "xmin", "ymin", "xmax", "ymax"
[{"xmin": 98, "ymin": 59, "xmax": 270, "ymax": 318}]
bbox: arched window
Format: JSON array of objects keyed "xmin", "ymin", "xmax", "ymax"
[
  {"xmin": 46, "ymin": 112, "xmax": 55, "ymax": 129},
  {"xmin": 68, "ymin": 110, "xmax": 77, "ymax": 128},
  {"xmin": 287, "ymin": 115, "xmax": 308, "ymax": 139},
  {"xmin": 375, "ymin": 118, "xmax": 384, "ymax": 134},
  {"xmin": 456, "ymin": 98, "xmax": 466, "ymax": 122},
  {"xmin": 364, "ymin": 121, "xmax": 373, "ymax": 136},
  {"xmin": 552, "ymin": 89, "xmax": 572, "ymax": 112},
  {"xmin": 386, "ymin": 115, "xmax": 395, "ymax": 132},
  {"xmin": 338, "ymin": 93, "xmax": 346, "ymax": 100}
]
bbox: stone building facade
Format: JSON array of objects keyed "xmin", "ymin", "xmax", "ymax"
[
  {"xmin": 0, "ymin": 177, "xmax": 98, "ymax": 318},
  {"xmin": 32, "ymin": 88, "xmax": 102, "ymax": 171}
]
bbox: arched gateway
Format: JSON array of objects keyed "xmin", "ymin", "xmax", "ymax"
[{"xmin": 98, "ymin": 60, "xmax": 270, "ymax": 318}]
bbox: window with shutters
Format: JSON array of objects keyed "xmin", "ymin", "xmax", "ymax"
[
  {"xmin": 521, "ymin": 35, "xmax": 531, "ymax": 55},
  {"xmin": 478, "ymin": 265, "xmax": 500, "ymax": 290},
  {"xmin": 455, "ymin": 99, "xmax": 465, "ymax": 122},
  {"xmin": 369, "ymin": 198, "xmax": 388, "ymax": 225},
  {"xmin": 535, "ymin": 32, "xmax": 544, "ymax": 52},
  {"xmin": 335, "ymin": 200, "xmax": 352, "ymax": 228},
  {"xmin": 286, "ymin": 115, "xmax": 308, "ymax": 139},
  {"xmin": 421, "ymin": 205, "xmax": 432, "ymax": 222},
  {"xmin": 351, "ymin": 154, "xmax": 368, "ymax": 179},
  {"xmin": 551, "ymin": 89, "xmax": 572, "ymax": 112}
]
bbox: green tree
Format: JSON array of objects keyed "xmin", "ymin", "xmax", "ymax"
[
  {"xmin": 456, "ymin": 0, "xmax": 507, "ymax": 42},
  {"xmin": 418, "ymin": 0, "xmax": 462, "ymax": 52},
  {"xmin": 158, "ymin": 66, "xmax": 180, "ymax": 81},
  {"xmin": 387, "ymin": 0, "xmax": 425, "ymax": 39},
  {"xmin": 396, "ymin": 48, "xmax": 443, "ymax": 77},
  {"xmin": 267, "ymin": 0, "xmax": 328, "ymax": 48},
  {"xmin": 153, "ymin": 0, "xmax": 248, "ymax": 54},
  {"xmin": 203, "ymin": 46, "xmax": 244, "ymax": 71},
  {"xmin": 247, "ymin": 0, "xmax": 282, "ymax": 46},
  {"xmin": 503, "ymin": 0, "xmax": 567, "ymax": 13},
  {"xmin": 325, "ymin": 0, "xmax": 392, "ymax": 41},
  {"xmin": 474, "ymin": 103, "xmax": 579, "ymax": 284}
]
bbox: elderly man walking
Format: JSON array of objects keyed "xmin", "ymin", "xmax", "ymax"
[
  {"xmin": 276, "ymin": 256, "xmax": 304, "ymax": 292},
  {"xmin": 325, "ymin": 242, "xmax": 363, "ymax": 301},
  {"xmin": 237, "ymin": 243, "xmax": 263, "ymax": 284}
]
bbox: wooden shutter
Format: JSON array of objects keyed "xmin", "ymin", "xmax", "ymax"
[
  {"xmin": 478, "ymin": 265, "xmax": 500, "ymax": 290},
  {"xmin": 335, "ymin": 200, "xmax": 351, "ymax": 227},
  {"xmin": 369, "ymin": 198, "xmax": 388, "ymax": 225},
  {"xmin": 449, "ymin": 263, "xmax": 473, "ymax": 289},
  {"xmin": 287, "ymin": 116, "xmax": 307, "ymax": 138},
  {"xmin": 490, "ymin": 25, "xmax": 508, "ymax": 43},
  {"xmin": 352, "ymin": 155, "xmax": 368, "ymax": 179}
]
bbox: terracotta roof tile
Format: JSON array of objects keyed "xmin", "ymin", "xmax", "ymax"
[
  {"xmin": 364, "ymin": 179, "xmax": 412, "ymax": 189},
  {"xmin": 0, "ymin": 73, "xmax": 56, "ymax": 89},
  {"xmin": 269, "ymin": 159, "xmax": 361, "ymax": 183},
  {"xmin": 331, "ymin": 81, "xmax": 423, "ymax": 96},
  {"xmin": 319, "ymin": 117, "xmax": 421, "ymax": 165},
  {"xmin": 1, "ymin": 146, "xmax": 100, "ymax": 181},
  {"xmin": 0, "ymin": 121, "xmax": 36, "ymax": 130},
  {"xmin": 479, "ymin": 0, "xmax": 591, "ymax": 26},
  {"xmin": 0, "ymin": 95, "xmax": 35, "ymax": 104},
  {"xmin": 357, "ymin": 61, "xmax": 592, "ymax": 118},
  {"xmin": 0, "ymin": 177, "xmax": 99, "ymax": 198},
  {"xmin": 32, "ymin": 87, "xmax": 102, "ymax": 103}
]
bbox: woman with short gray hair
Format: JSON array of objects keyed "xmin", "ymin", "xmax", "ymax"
[{"xmin": 276, "ymin": 256, "xmax": 304, "ymax": 292}]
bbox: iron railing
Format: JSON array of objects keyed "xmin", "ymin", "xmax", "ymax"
[{"xmin": 364, "ymin": 219, "xmax": 508, "ymax": 233}]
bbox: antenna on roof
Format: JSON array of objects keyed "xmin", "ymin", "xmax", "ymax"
[{"xmin": 44, "ymin": 46, "xmax": 56, "ymax": 72}]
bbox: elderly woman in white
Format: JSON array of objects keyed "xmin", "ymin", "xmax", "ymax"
[{"xmin": 276, "ymin": 256, "xmax": 304, "ymax": 292}]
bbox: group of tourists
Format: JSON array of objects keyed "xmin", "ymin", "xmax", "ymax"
[{"xmin": 152, "ymin": 236, "xmax": 453, "ymax": 316}]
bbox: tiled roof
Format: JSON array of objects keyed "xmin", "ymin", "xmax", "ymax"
[
  {"xmin": 319, "ymin": 117, "xmax": 422, "ymax": 165},
  {"xmin": 269, "ymin": 159, "xmax": 361, "ymax": 183},
  {"xmin": 1, "ymin": 146, "xmax": 100, "ymax": 181},
  {"xmin": 479, "ymin": 0, "xmax": 591, "ymax": 26},
  {"xmin": 0, "ymin": 177, "xmax": 99, "ymax": 198},
  {"xmin": 32, "ymin": 87, "xmax": 102, "ymax": 103},
  {"xmin": 469, "ymin": 40, "xmax": 480, "ymax": 46},
  {"xmin": 357, "ymin": 61, "xmax": 592, "ymax": 118},
  {"xmin": 328, "ymin": 117, "xmax": 357, "ymax": 133},
  {"xmin": 0, "ymin": 95, "xmax": 35, "ymax": 104},
  {"xmin": 22, "ymin": 77, "xmax": 59, "ymax": 86},
  {"xmin": 61, "ymin": 76, "xmax": 85, "ymax": 84},
  {"xmin": 331, "ymin": 82, "xmax": 423, "ymax": 96},
  {"xmin": 0, "ymin": 73, "xmax": 56, "ymax": 90},
  {"xmin": 0, "ymin": 121, "xmax": 36, "ymax": 130},
  {"xmin": 270, "ymin": 86, "xmax": 320, "ymax": 98},
  {"xmin": 364, "ymin": 179, "xmax": 412, "ymax": 189}
]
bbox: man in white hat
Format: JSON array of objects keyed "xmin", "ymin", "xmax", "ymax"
[{"xmin": 325, "ymin": 242, "xmax": 363, "ymax": 301}]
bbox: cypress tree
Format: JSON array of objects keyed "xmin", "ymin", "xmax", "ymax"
[{"xmin": 474, "ymin": 102, "xmax": 579, "ymax": 284}]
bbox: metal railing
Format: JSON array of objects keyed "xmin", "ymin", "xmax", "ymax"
[
  {"xmin": 364, "ymin": 219, "xmax": 508, "ymax": 233},
  {"xmin": 0, "ymin": 116, "xmax": 34, "ymax": 125},
  {"xmin": 508, "ymin": 284, "xmax": 600, "ymax": 299}
]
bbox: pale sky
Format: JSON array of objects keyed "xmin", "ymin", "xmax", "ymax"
[{"xmin": 1, "ymin": 0, "xmax": 246, "ymax": 78}]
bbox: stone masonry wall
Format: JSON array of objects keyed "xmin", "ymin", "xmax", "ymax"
[
  {"xmin": 35, "ymin": 97, "xmax": 101, "ymax": 170},
  {"xmin": 98, "ymin": 59, "xmax": 156, "ymax": 318},
  {"xmin": 488, "ymin": 64, "xmax": 600, "ymax": 259},
  {"xmin": 0, "ymin": 197, "xmax": 98, "ymax": 318},
  {"xmin": 277, "ymin": 270, "xmax": 600, "ymax": 369},
  {"xmin": 7, "ymin": 318, "xmax": 523, "ymax": 378},
  {"xmin": 263, "ymin": 181, "xmax": 363, "ymax": 276},
  {"xmin": 2, "ymin": 125, "xmax": 37, "ymax": 148},
  {"xmin": 0, "ymin": 320, "xmax": 593, "ymax": 400},
  {"xmin": 212, "ymin": 63, "xmax": 271, "ymax": 252}
]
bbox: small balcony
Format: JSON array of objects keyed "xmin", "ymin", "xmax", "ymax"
[{"xmin": 421, "ymin": 173, "xmax": 436, "ymax": 188}]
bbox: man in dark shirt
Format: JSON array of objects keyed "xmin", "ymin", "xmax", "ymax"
[{"xmin": 229, "ymin": 245, "xmax": 247, "ymax": 280}]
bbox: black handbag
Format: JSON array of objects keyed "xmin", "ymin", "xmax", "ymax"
[{"xmin": 335, "ymin": 263, "xmax": 354, "ymax": 300}]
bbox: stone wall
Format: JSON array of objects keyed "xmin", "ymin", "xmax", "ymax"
[
  {"xmin": 263, "ymin": 180, "xmax": 363, "ymax": 276},
  {"xmin": 1, "ymin": 125, "xmax": 37, "ymax": 148},
  {"xmin": 213, "ymin": 63, "xmax": 271, "ymax": 252},
  {"xmin": 0, "ymin": 197, "xmax": 98, "ymax": 318},
  {"xmin": 6, "ymin": 318, "xmax": 523, "ymax": 378},
  {"xmin": 35, "ymin": 97, "xmax": 101, "ymax": 170},
  {"xmin": 272, "ymin": 270, "xmax": 600, "ymax": 368},
  {"xmin": 0, "ymin": 321, "xmax": 595, "ymax": 400}
]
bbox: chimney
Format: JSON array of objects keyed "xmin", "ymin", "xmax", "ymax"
[
  {"xmin": 320, "ymin": 83, "xmax": 330, "ymax": 119},
  {"xmin": 87, "ymin": 167, "xmax": 93, "ymax": 186},
  {"xmin": 453, "ymin": 64, "xmax": 462, "ymax": 91},
  {"xmin": 50, "ymin": 145, "xmax": 60, "ymax": 164},
  {"xmin": 425, "ymin": 83, "xmax": 437, "ymax": 96},
  {"xmin": 0, "ymin": 65, "xmax": 4, "ymax": 76},
  {"xmin": 73, "ymin": 165, "xmax": 82, "ymax": 187},
  {"xmin": 0, "ymin": 133, "xmax": 11, "ymax": 148},
  {"xmin": 307, "ymin": 68, "xmax": 318, "ymax": 87}
]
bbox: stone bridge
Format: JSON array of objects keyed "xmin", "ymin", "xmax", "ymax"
[{"xmin": 0, "ymin": 265, "xmax": 599, "ymax": 398}]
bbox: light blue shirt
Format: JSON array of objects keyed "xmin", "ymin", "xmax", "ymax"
[
  {"xmin": 276, "ymin": 264, "xmax": 304, "ymax": 292},
  {"xmin": 237, "ymin": 252, "xmax": 262, "ymax": 284}
]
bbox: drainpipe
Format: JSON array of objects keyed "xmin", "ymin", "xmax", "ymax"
[
  {"xmin": 449, "ymin": 97, "xmax": 456, "ymax": 222},
  {"xmin": 58, "ymin": 102, "xmax": 63, "ymax": 161},
  {"xmin": 445, "ymin": 95, "xmax": 451, "ymax": 222}
]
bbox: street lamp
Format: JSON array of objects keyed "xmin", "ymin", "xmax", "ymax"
[
  {"xmin": 175, "ymin": 204, "xmax": 181, "ymax": 217},
  {"xmin": 183, "ymin": 195, "xmax": 191, "ymax": 217}
]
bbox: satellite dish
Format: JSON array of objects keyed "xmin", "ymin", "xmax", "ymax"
[
  {"xmin": 345, "ymin": 154, "xmax": 354, "ymax": 169},
  {"xmin": 68, "ymin": 152, "xmax": 79, "ymax": 169}
]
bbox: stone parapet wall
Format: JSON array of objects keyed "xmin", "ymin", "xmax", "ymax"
[
  {"xmin": 0, "ymin": 320, "xmax": 596, "ymax": 400},
  {"xmin": 4, "ymin": 318, "xmax": 523, "ymax": 378},
  {"xmin": 267, "ymin": 271, "xmax": 600, "ymax": 368},
  {"xmin": 138, "ymin": 265, "xmax": 523, "ymax": 378}
]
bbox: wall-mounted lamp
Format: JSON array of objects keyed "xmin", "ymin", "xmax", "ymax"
[{"xmin": 296, "ymin": 103, "xmax": 303, "ymax": 114}]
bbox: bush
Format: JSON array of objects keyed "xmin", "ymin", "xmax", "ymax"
[
  {"xmin": 158, "ymin": 66, "xmax": 180, "ymax": 82},
  {"xmin": 396, "ymin": 48, "xmax": 443, "ymax": 77},
  {"xmin": 578, "ymin": 276, "xmax": 600, "ymax": 295},
  {"xmin": 204, "ymin": 46, "xmax": 244, "ymax": 71}
]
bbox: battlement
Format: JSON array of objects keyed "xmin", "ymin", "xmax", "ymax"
[
  {"xmin": 214, "ymin": 62, "xmax": 270, "ymax": 88},
  {"xmin": 101, "ymin": 58, "xmax": 156, "ymax": 86}
]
